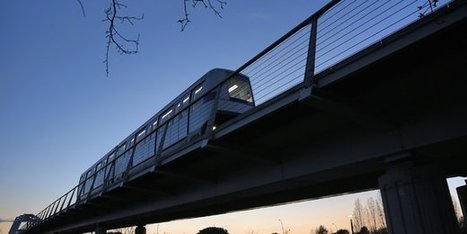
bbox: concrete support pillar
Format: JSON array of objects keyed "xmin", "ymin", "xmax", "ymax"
[
  {"xmin": 457, "ymin": 181, "xmax": 467, "ymax": 226},
  {"xmin": 95, "ymin": 225, "xmax": 106, "ymax": 234},
  {"xmin": 135, "ymin": 225, "xmax": 146, "ymax": 234},
  {"xmin": 378, "ymin": 164, "xmax": 459, "ymax": 234}
]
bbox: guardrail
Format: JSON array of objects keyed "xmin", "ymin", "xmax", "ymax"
[{"xmin": 26, "ymin": 0, "xmax": 449, "ymax": 230}]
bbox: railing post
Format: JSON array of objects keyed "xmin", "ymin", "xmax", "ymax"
[
  {"xmin": 85, "ymin": 170, "xmax": 98, "ymax": 201},
  {"xmin": 67, "ymin": 187, "xmax": 76, "ymax": 208},
  {"xmin": 124, "ymin": 148, "xmax": 136, "ymax": 182},
  {"xmin": 102, "ymin": 161, "xmax": 115, "ymax": 193},
  {"xmin": 37, "ymin": 210, "xmax": 43, "ymax": 220},
  {"xmin": 52, "ymin": 200, "xmax": 59, "ymax": 216},
  {"xmin": 43, "ymin": 206, "xmax": 49, "ymax": 219},
  {"xmin": 45, "ymin": 204, "xmax": 53, "ymax": 219},
  {"xmin": 50, "ymin": 203, "xmax": 56, "ymax": 217},
  {"xmin": 304, "ymin": 17, "xmax": 318, "ymax": 89},
  {"xmin": 155, "ymin": 124, "xmax": 169, "ymax": 166},
  {"xmin": 59, "ymin": 193, "xmax": 67, "ymax": 212},
  {"xmin": 53, "ymin": 197, "xmax": 62, "ymax": 214}
]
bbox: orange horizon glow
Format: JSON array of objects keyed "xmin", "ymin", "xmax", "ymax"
[{"xmin": 2, "ymin": 177, "xmax": 465, "ymax": 234}]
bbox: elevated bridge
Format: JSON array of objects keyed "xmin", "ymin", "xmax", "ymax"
[{"xmin": 17, "ymin": 0, "xmax": 467, "ymax": 233}]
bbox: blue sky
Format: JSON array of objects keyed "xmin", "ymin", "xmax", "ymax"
[{"xmin": 0, "ymin": 0, "xmax": 465, "ymax": 233}]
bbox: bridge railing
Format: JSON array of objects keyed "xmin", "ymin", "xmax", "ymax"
[
  {"xmin": 27, "ymin": 0, "xmax": 451, "ymax": 230},
  {"xmin": 30, "ymin": 184, "xmax": 80, "ymax": 227},
  {"xmin": 213, "ymin": 0, "xmax": 448, "ymax": 110},
  {"xmin": 314, "ymin": 0, "xmax": 446, "ymax": 74}
]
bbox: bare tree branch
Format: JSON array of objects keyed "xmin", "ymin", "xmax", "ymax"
[
  {"xmin": 103, "ymin": 0, "xmax": 143, "ymax": 77},
  {"xmin": 76, "ymin": 0, "xmax": 86, "ymax": 17},
  {"xmin": 178, "ymin": 0, "xmax": 227, "ymax": 31},
  {"xmin": 178, "ymin": 0, "xmax": 191, "ymax": 31},
  {"xmin": 75, "ymin": 0, "xmax": 227, "ymax": 76},
  {"xmin": 204, "ymin": 0, "xmax": 227, "ymax": 18}
]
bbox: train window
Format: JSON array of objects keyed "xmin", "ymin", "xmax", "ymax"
[
  {"xmin": 160, "ymin": 108, "xmax": 173, "ymax": 123},
  {"xmin": 192, "ymin": 83, "xmax": 204, "ymax": 100},
  {"xmin": 190, "ymin": 98, "xmax": 202, "ymax": 112},
  {"xmin": 152, "ymin": 120, "xmax": 158, "ymax": 129},
  {"xmin": 108, "ymin": 152, "xmax": 115, "ymax": 161},
  {"xmin": 117, "ymin": 144, "xmax": 126, "ymax": 155},
  {"xmin": 228, "ymin": 78, "xmax": 253, "ymax": 103},
  {"xmin": 79, "ymin": 175, "xmax": 85, "ymax": 183},
  {"xmin": 176, "ymin": 102, "xmax": 182, "ymax": 112},
  {"xmin": 86, "ymin": 170, "xmax": 94, "ymax": 178},
  {"xmin": 130, "ymin": 137, "xmax": 135, "ymax": 146},
  {"xmin": 136, "ymin": 129, "xmax": 146, "ymax": 142},
  {"xmin": 176, "ymin": 94, "xmax": 189, "ymax": 112}
]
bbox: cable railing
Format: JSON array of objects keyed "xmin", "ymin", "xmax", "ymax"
[
  {"xmin": 26, "ymin": 0, "xmax": 453, "ymax": 229},
  {"xmin": 315, "ymin": 0, "xmax": 449, "ymax": 73}
]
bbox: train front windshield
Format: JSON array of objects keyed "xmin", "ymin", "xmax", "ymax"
[{"xmin": 227, "ymin": 77, "xmax": 253, "ymax": 104}]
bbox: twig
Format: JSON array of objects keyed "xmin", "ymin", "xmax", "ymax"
[
  {"xmin": 76, "ymin": 0, "xmax": 86, "ymax": 17},
  {"xmin": 77, "ymin": 0, "xmax": 227, "ymax": 76},
  {"xmin": 178, "ymin": 0, "xmax": 227, "ymax": 31},
  {"xmin": 103, "ymin": 0, "xmax": 143, "ymax": 77}
]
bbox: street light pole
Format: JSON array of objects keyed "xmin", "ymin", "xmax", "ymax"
[
  {"xmin": 347, "ymin": 215, "xmax": 355, "ymax": 234},
  {"xmin": 278, "ymin": 219, "xmax": 285, "ymax": 234}
]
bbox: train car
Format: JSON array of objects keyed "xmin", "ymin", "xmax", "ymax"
[{"xmin": 76, "ymin": 68, "xmax": 254, "ymax": 201}]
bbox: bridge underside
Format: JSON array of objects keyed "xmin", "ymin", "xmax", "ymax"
[{"xmin": 31, "ymin": 4, "xmax": 467, "ymax": 233}]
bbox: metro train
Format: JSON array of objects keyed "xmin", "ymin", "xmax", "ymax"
[{"xmin": 77, "ymin": 68, "xmax": 255, "ymax": 200}]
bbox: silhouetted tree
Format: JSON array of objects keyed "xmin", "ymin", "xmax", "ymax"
[
  {"xmin": 315, "ymin": 225, "xmax": 328, "ymax": 234},
  {"xmin": 197, "ymin": 227, "xmax": 229, "ymax": 234},
  {"xmin": 352, "ymin": 195, "xmax": 387, "ymax": 232},
  {"xmin": 358, "ymin": 226, "xmax": 369, "ymax": 234},
  {"xmin": 375, "ymin": 196, "xmax": 386, "ymax": 229},
  {"xmin": 335, "ymin": 229, "xmax": 350, "ymax": 234},
  {"xmin": 367, "ymin": 198, "xmax": 378, "ymax": 232},
  {"xmin": 353, "ymin": 199, "xmax": 365, "ymax": 231}
]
